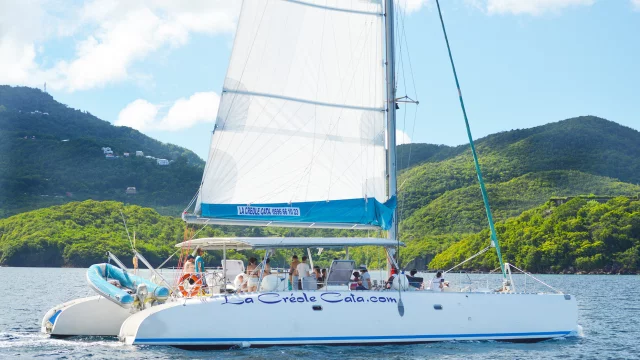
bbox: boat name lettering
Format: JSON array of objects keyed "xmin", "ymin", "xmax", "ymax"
[
  {"xmin": 237, "ymin": 206, "xmax": 300, "ymax": 216},
  {"xmin": 222, "ymin": 292, "xmax": 397, "ymax": 305}
]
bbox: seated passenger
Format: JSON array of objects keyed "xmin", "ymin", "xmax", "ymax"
[
  {"xmin": 351, "ymin": 271, "xmax": 365, "ymax": 290},
  {"xmin": 246, "ymin": 257, "xmax": 259, "ymax": 292},
  {"xmin": 313, "ymin": 266, "xmax": 323, "ymax": 289},
  {"xmin": 359, "ymin": 265, "xmax": 372, "ymax": 290},
  {"xmin": 385, "ymin": 266, "xmax": 398, "ymax": 289},
  {"xmin": 407, "ymin": 268, "xmax": 423, "ymax": 289},
  {"xmin": 235, "ymin": 274, "xmax": 248, "ymax": 293},
  {"xmin": 430, "ymin": 271, "xmax": 446, "ymax": 292},
  {"xmin": 263, "ymin": 258, "xmax": 271, "ymax": 275}
]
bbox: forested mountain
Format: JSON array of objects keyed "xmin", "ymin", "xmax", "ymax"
[
  {"xmin": 0, "ymin": 86, "xmax": 204, "ymax": 218},
  {"xmin": 397, "ymin": 116, "xmax": 640, "ymax": 224},
  {"xmin": 430, "ymin": 197, "xmax": 640, "ymax": 274}
]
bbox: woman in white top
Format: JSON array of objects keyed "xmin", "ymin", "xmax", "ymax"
[{"xmin": 430, "ymin": 271, "xmax": 445, "ymax": 292}]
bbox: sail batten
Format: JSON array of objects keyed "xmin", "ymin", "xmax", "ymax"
[
  {"xmin": 196, "ymin": 0, "xmax": 392, "ymax": 229},
  {"xmin": 283, "ymin": 0, "xmax": 384, "ymax": 16},
  {"xmin": 222, "ymin": 89, "xmax": 385, "ymax": 112}
]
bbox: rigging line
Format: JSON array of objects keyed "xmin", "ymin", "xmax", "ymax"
[
  {"xmin": 398, "ymin": 105, "xmax": 419, "ymax": 222},
  {"xmin": 444, "ymin": 245, "xmax": 491, "ymax": 274},
  {"xmin": 435, "ymin": 0, "xmax": 506, "ymax": 279},
  {"xmin": 119, "ymin": 210, "xmax": 134, "ymax": 251},
  {"xmin": 183, "ymin": 188, "xmax": 200, "ymax": 213}
]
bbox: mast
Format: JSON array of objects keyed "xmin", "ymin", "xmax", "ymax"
[{"xmin": 385, "ymin": 0, "xmax": 398, "ymax": 242}]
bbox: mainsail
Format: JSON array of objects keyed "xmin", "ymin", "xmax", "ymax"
[{"xmin": 192, "ymin": 0, "xmax": 395, "ymax": 229}]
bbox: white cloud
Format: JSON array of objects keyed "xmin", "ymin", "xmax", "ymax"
[
  {"xmin": 116, "ymin": 92, "xmax": 220, "ymax": 131},
  {"xmin": 486, "ymin": 0, "xmax": 595, "ymax": 15},
  {"xmin": 396, "ymin": 129, "xmax": 412, "ymax": 145},
  {"xmin": 398, "ymin": 0, "xmax": 429, "ymax": 13},
  {"xmin": 0, "ymin": 0, "xmax": 240, "ymax": 91},
  {"xmin": 632, "ymin": 0, "xmax": 640, "ymax": 11},
  {"xmin": 115, "ymin": 99, "xmax": 158, "ymax": 131}
]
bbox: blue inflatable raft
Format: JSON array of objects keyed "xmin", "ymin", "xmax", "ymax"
[{"xmin": 87, "ymin": 263, "xmax": 170, "ymax": 309}]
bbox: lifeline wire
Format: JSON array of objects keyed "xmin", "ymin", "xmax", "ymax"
[{"xmin": 435, "ymin": 0, "xmax": 506, "ymax": 279}]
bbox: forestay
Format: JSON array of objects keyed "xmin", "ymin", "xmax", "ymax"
[{"xmin": 194, "ymin": 0, "xmax": 395, "ymax": 229}]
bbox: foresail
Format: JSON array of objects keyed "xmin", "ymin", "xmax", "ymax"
[{"xmin": 195, "ymin": 0, "xmax": 394, "ymax": 229}]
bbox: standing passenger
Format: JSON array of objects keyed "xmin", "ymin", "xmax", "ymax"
[
  {"xmin": 289, "ymin": 255, "xmax": 300, "ymax": 290},
  {"xmin": 296, "ymin": 256, "xmax": 311, "ymax": 290}
]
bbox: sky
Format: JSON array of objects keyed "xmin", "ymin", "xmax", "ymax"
[{"xmin": 1, "ymin": 0, "xmax": 639, "ymax": 160}]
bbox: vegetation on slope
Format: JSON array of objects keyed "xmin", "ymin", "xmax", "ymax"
[
  {"xmin": 0, "ymin": 200, "xmax": 376, "ymax": 268},
  {"xmin": 0, "ymin": 86, "xmax": 205, "ymax": 217},
  {"xmin": 430, "ymin": 197, "xmax": 640, "ymax": 274},
  {"xmin": 401, "ymin": 170, "xmax": 640, "ymax": 236}
]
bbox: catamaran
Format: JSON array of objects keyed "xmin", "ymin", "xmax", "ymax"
[{"xmin": 42, "ymin": 0, "xmax": 578, "ymax": 347}]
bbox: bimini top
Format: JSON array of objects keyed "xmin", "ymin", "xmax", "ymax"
[{"xmin": 175, "ymin": 237, "xmax": 404, "ymax": 251}]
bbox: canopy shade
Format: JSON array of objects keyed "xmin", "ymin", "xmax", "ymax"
[{"xmin": 175, "ymin": 237, "xmax": 403, "ymax": 251}]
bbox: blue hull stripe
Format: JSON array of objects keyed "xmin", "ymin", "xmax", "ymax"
[
  {"xmin": 200, "ymin": 196, "xmax": 396, "ymax": 230},
  {"xmin": 134, "ymin": 331, "xmax": 572, "ymax": 344}
]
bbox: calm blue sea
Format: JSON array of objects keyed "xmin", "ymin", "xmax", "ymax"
[{"xmin": 0, "ymin": 268, "xmax": 638, "ymax": 359}]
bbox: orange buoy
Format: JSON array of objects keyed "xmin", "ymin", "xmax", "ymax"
[{"xmin": 178, "ymin": 273, "xmax": 201, "ymax": 297}]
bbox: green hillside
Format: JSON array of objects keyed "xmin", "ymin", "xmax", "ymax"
[
  {"xmin": 401, "ymin": 170, "xmax": 640, "ymax": 236},
  {"xmin": 398, "ymin": 116, "xmax": 640, "ymax": 220},
  {"xmin": 0, "ymin": 200, "xmax": 374, "ymax": 267},
  {"xmin": 0, "ymin": 86, "xmax": 205, "ymax": 217},
  {"xmin": 430, "ymin": 197, "xmax": 640, "ymax": 274}
]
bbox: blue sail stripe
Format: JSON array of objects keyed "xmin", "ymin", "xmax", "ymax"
[
  {"xmin": 200, "ymin": 197, "xmax": 396, "ymax": 230},
  {"xmin": 134, "ymin": 331, "xmax": 572, "ymax": 344}
]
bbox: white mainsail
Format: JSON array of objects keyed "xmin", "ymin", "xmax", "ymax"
[{"xmin": 193, "ymin": 0, "xmax": 395, "ymax": 229}]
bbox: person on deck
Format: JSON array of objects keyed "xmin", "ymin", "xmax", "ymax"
[
  {"xmin": 289, "ymin": 255, "xmax": 300, "ymax": 290},
  {"xmin": 313, "ymin": 266, "xmax": 323, "ymax": 289},
  {"xmin": 430, "ymin": 271, "xmax": 445, "ymax": 292},
  {"xmin": 263, "ymin": 258, "xmax": 272, "ymax": 275},
  {"xmin": 194, "ymin": 248, "xmax": 207, "ymax": 289},
  {"xmin": 183, "ymin": 255, "xmax": 195, "ymax": 274},
  {"xmin": 385, "ymin": 266, "xmax": 398, "ymax": 289},
  {"xmin": 359, "ymin": 265, "xmax": 372, "ymax": 290},
  {"xmin": 296, "ymin": 256, "xmax": 311, "ymax": 290},
  {"xmin": 246, "ymin": 257, "xmax": 259, "ymax": 292}
]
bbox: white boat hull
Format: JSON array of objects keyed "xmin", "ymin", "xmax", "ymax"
[
  {"xmin": 42, "ymin": 296, "xmax": 133, "ymax": 337},
  {"xmin": 120, "ymin": 290, "xmax": 578, "ymax": 347}
]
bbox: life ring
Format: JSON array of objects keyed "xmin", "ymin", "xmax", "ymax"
[{"xmin": 178, "ymin": 273, "xmax": 201, "ymax": 297}]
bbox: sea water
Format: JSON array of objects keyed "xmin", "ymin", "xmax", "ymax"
[{"xmin": 0, "ymin": 268, "xmax": 638, "ymax": 359}]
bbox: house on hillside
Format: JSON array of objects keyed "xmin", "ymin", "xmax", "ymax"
[
  {"xmin": 157, "ymin": 159, "xmax": 169, "ymax": 166},
  {"xmin": 102, "ymin": 147, "xmax": 113, "ymax": 154},
  {"xmin": 126, "ymin": 187, "xmax": 137, "ymax": 195},
  {"xmin": 135, "ymin": 151, "xmax": 144, "ymax": 157},
  {"xmin": 105, "ymin": 153, "xmax": 116, "ymax": 159},
  {"xmin": 123, "ymin": 152, "xmax": 130, "ymax": 157}
]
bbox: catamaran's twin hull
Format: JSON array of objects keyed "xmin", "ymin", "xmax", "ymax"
[
  {"xmin": 119, "ymin": 291, "xmax": 578, "ymax": 347},
  {"xmin": 42, "ymin": 296, "xmax": 133, "ymax": 337}
]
